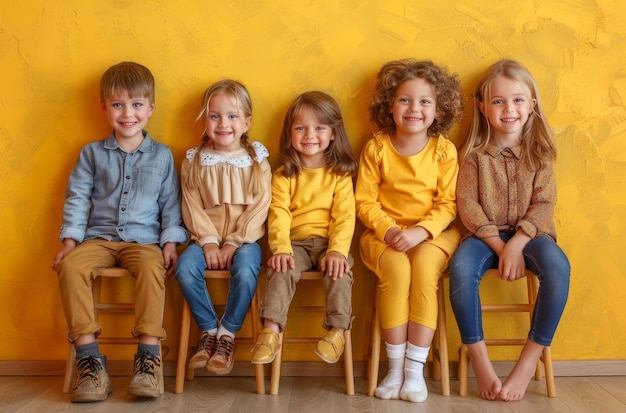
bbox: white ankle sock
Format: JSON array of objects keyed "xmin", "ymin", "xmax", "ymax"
[
  {"xmin": 400, "ymin": 342, "xmax": 429, "ymax": 402},
  {"xmin": 375, "ymin": 342, "xmax": 406, "ymax": 400},
  {"xmin": 217, "ymin": 325, "xmax": 234, "ymax": 340}
]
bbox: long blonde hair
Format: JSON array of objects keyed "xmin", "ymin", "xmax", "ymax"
[
  {"xmin": 459, "ymin": 59, "xmax": 556, "ymax": 170},
  {"xmin": 187, "ymin": 79, "xmax": 265, "ymax": 195}
]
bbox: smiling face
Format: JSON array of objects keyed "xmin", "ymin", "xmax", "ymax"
[
  {"xmin": 101, "ymin": 90, "xmax": 154, "ymax": 142},
  {"xmin": 390, "ymin": 77, "xmax": 437, "ymax": 141},
  {"xmin": 290, "ymin": 105, "xmax": 334, "ymax": 168},
  {"xmin": 480, "ymin": 75, "xmax": 536, "ymax": 147},
  {"xmin": 205, "ymin": 92, "xmax": 251, "ymax": 151}
]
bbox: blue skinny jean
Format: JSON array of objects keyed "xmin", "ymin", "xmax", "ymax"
[
  {"xmin": 449, "ymin": 232, "xmax": 570, "ymax": 347},
  {"xmin": 175, "ymin": 242, "xmax": 261, "ymax": 333}
]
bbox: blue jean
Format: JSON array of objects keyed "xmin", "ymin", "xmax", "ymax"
[
  {"xmin": 449, "ymin": 233, "xmax": 570, "ymax": 346},
  {"xmin": 175, "ymin": 242, "xmax": 261, "ymax": 333}
]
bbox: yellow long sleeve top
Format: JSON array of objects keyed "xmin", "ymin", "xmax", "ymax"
[
  {"xmin": 268, "ymin": 166, "xmax": 356, "ymax": 258},
  {"xmin": 180, "ymin": 142, "xmax": 272, "ymax": 248},
  {"xmin": 456, "ymin": 145, "xmax": 557, "ymax": 241},
  {"xmin": 355, "ymin": 133, "xmax": 458, "ymax": 241}
]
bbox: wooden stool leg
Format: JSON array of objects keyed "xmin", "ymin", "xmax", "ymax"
[
  {"xmin": 432, "ymin": 326, "xmax": 441, "ymax": 381},
  {"xmin": 269, "ymin": 332, "xmax": 284, "ymax": 395},
  {"xmin": 367, "ymin": 287, "xmax": 381, "ymax": 397},
  {"xmin": 249, "ymin": 291, "xmax": 266, "ymax": 395},
  {"xmin": 63, "ymin": 345, "xmax": 76, "ymax": 393},
  {"xmin": 343, "ymin": 330, "xmax": 355, "ymax": 395},
  {"xmin": 543, "ymin": 346, "xmax": 556, "ymax": 397},
  {"xmin": 175, "ymin": 300, "xmax": 192, "ymax": 393},
  {"xmin": 436, "ymin": 277, "xmax": 450, "ymax": 396},
  {"xmin": 459, "ymin": 344, "xmax": 469, "ymax": 396}
]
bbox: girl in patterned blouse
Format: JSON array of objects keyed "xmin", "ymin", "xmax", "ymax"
[{"xmin": 450, "ymin": 59, "xmax": 570, "ymax": 401}]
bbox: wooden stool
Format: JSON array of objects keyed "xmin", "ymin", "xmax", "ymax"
[
  {"xmin": 457, "ymin": 270, "xmax": 555, "ymax": 397},
  {"xmin": 268, "ymin": 271, "xmax": 355, "ymax": 396},
  {"xmin": 175, "ymin": 270, "xmax": 265, "ymax": 394},
  {"xmin": 63, "ymin": 268, "xmax": 165, "ymax": 394},
  {"xmin": 367, "ymin": 275, "xmax": 450, "ymax": 397}
]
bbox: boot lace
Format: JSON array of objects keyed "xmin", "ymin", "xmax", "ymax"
[
  {"xmin": 215, "ymin": 336, "xmax": 235, "ymax": 360},
  {"xmin": 197, "ymin": 331, "xmax": 217, "ymax": 353},
  {"xmin": 74, "ymin": 356, "xmax": 104, "ymax": 389},
  {"xmin": 133, "ymin": 352, "xmax": 161, "ymax": 378}
]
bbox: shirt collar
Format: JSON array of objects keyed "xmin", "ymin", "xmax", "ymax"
[
  {"xmin": 103, "ymin": 130, "xmax": 154, "ymax": 153},
  {"xmin": 486, "ymin": 144, "xmax": 522, "ymax": 159}
]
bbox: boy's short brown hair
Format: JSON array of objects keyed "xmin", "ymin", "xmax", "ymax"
[{"xmin": 100, "ymin": 61, "xmax": 155, "ymax": 103}]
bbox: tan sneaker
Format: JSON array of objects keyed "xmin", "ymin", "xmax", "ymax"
[
  {"xmin": 251, "ymin": 328, "xmax": 281, "ymax": 364},
  {"xmin": 71, "ymin": 355, "xmax": 112, "ymax": 403},
  {"xmin": 188, "ymin": 331, "xmax": 217, "ymax": 370},
  {"xmin": 206, "ymin": 335, "xmax": 236, "ymax": 374},
  {"xmin": 128, "ymin": 352, "xmax": 163, "ymax": 398},
  {"xmin": 314, "ymin": 328, "xmax": 345, "ymax": 364}
]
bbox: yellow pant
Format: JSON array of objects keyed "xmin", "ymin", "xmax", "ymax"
[
  {"xmin": 57, "ymin": 239, "xmax": 167, "ymax": 342},
  {"xmin": 376, "ymin": 231, "xmax": 456, "ymax": 330}
]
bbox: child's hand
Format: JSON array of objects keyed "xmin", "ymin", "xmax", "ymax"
[
  {"xmin": 498, "ymin": 230, "xmax": 531, "ymax": 281},
  {"xmin": 268, "ymin": 253, "xmax": 295, "ymax": 273},
  {"xmin": 220, "ymin": 244, "xmax": 237, "ymax": 269},
  {"xmin": 385, "ymin": 227, "xmax": 428, "ymax": 252},
  {"xmin": 162, "ymin": 242, "xmax": 178, "ymax": 277},
  {"xmin": 51, "ymin": 238, "xmax": 78, "ymax": 271},
  {"xmin": 320, "ymin": 251, "xmax": 350, "ymax": 280},
  {"xmin": 203, "ymin": 243, "xmax": 224, "ymax": 269}
]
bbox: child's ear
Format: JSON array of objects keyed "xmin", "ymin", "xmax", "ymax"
[
  {"xmin": 100, "ymin": 101, "xmax": 106, "ymax": 112},
  {"xmin": 243, "ymin": 116, "xmax": 252, "ymax": 132},
  {"xmin": 477, "ymin": 100, "xmax": 485, "ymax": 115}
]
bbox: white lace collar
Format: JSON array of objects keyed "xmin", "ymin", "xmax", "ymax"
[{"xmin": 186, "ymin": 141, "xmax": 269, "ymax": 168}]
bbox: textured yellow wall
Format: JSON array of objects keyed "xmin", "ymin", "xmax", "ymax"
[{"xmin": 1, "ymin": 0, "xmax": 625, "ymax": 364}]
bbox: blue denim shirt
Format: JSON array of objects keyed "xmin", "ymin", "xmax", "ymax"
[{"xmin": 60, "ymin": 131, "xmax": 189, "ymax": 247}]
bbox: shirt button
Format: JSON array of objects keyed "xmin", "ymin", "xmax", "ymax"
[
  {"xmin": 121, "ymin": 207, "xmax": 126, "ymax": 211},
  {"xmin": 126, "ymin": 176, "xmax": 130, "ymax": 179}
]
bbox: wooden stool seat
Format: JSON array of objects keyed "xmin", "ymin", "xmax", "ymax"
[
  {"xmin": 175, "ymin": 270, "xmax": 265, "ymax": 394},
  {"xmin": 457, "ymin": 270, "xmax": 555, "ymax": 397},
  {"xmin": 268, "ymin": 271, "xmax": 355, "ymax": 396},
  {"xmin": 367, "ymin": 275, "xmax": 450, "ymax": 397},
  {"xmin": 63, "ymin": 268, "xmax": 165, "ymax": 394}
]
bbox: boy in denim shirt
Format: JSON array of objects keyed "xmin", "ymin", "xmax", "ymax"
[{"xmin": 52, "ymin": 62, "xmax": 188, "ymax": 402}]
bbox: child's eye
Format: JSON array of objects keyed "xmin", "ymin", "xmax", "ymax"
[
  {"xmin": 228, "ymin": 114, "xmax": 238, "ymax": 120},
  {"xmin": 492, "ymin": 99, "xmax": 503, "ymax": 105},
  {"xmin": 420, "ymin": 99, "xmax": 432, "ymax": 105},
  {"xmin": 294, "ymin": 126, "xmax": 304, "ymax": 131},
  {"xmin": 514, "ymin": 97, "xmax": 525, "ymax": 104},
  {"xmin": 209, "ymin": 114, "xmax": 219, "ymax": 120},
  {"xmin": 132, "ymin": 102, "xmax": 143, "ymax": 108},
  {"xmin": 399, "ymin": 97, "xmax": 410, "ymax": 104},
  {"xmin": 112, "ymin": 103, "xmax": 122, "ymax": 109},
  {"xmin": 316, "ymin": 126, "xmax": 327, "ymax": 131}
]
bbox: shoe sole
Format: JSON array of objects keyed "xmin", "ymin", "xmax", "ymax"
[
  {"xmin": 206, "ymin": 362, "xmax": 234, "ymax": 375},
  {"xmin": 128, "ymin": 387, "xmax": 161, "ymax": 398},
  {"xmin": 314, "ymin": 346, "xmax": 344, "ymax": 364},
  {"xmin": 188, "ymin": 360, "xmax": 209, "ymax": 370},
  {"xmin": 250, "ymin": 351, "xmax": 279, "ymax": 365},
  {"xmin": 71, "ymin": 380, "xmax": 112, "ymax": 403}
]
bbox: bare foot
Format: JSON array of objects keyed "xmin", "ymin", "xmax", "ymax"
[
  {"xmin": 472, "ymin": 360, "xmax": 502, "ymax": 400},
  {"xmin": 500, "ymin": 340, "xmax": 544, "ymax": 401},
  {"xmin": 467, "ymin": 342, "xmax": 502, "ymax": 400}
]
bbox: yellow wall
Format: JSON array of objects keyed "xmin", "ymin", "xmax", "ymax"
[{"xmin": 1, "ymin": 0, "xmax": 625, "ymax": 364}]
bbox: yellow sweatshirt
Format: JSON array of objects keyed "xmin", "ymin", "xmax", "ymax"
[{"xmin": 268, "ymin": 166, "xmax": 355, "ymax": 258}]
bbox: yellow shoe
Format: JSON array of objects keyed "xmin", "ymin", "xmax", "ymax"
[
  {"xmin": 251, "ymin": 328, "xmax": 280, "ymax": 364},
  {"xmin": 314, "ymin": 328, "xmax": 345, "ymax": 364}
]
